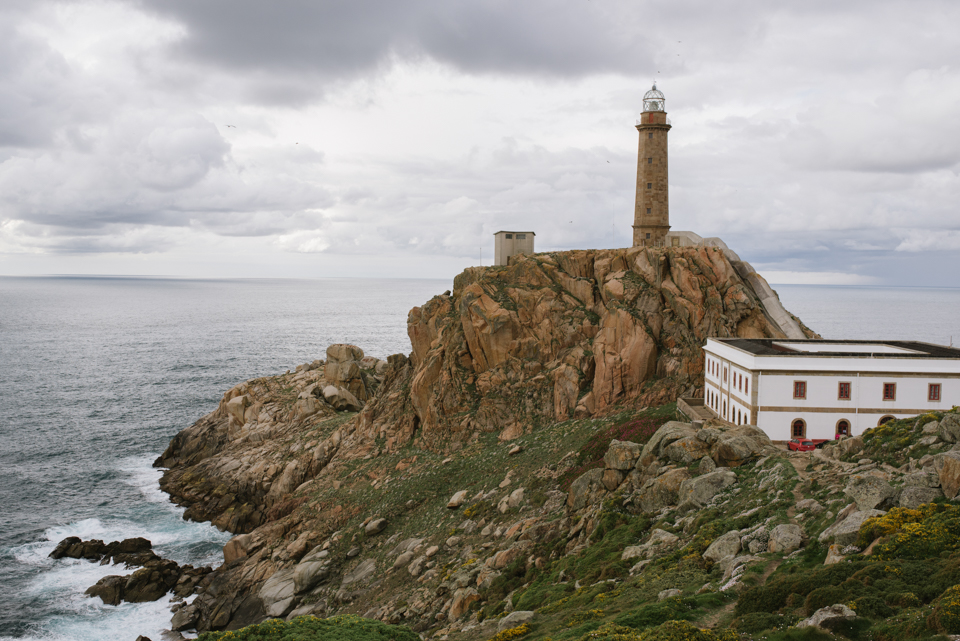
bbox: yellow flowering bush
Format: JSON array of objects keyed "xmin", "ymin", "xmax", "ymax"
[
  {"xmin": 487, "ymin": 623, "xmax": 531, "ymax": 641},
  {"xmin": 566, "ymin": 609, "xmax": 605, "ymax": 627},
  {"xmin": 857, "ymin": 505, "xmax": 941, "ymax": 547}
]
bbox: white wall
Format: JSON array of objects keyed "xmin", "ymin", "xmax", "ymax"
[{"xmin": 704, "ymin": 339, "xmax": 959, "ymax": 441}]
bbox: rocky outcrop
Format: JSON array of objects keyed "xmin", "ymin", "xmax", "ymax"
[
  {"xmin": 147, "ymin": 246, "xmax": 818, "ymax": 634},
  {"xmin": 49, "ymin": 537, "xmax": 212, "ymax": 607},
  {"xmin": 362, "ymin": 247, "xmax": 811, "ymax": 451}
]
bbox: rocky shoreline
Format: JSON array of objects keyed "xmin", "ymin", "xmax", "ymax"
[{"xmin": 142, "ymin": 246, "xmax": 829, "ymax": 635}]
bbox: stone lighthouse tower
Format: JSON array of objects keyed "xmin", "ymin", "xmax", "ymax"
[{"xmin": 632, "ymin": 84, "xmax": 671, "ymax": 247}]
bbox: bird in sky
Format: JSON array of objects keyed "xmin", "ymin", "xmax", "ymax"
[{"xmin": 225, "ymin": 125, "xmax": 236, "ymax": 128}]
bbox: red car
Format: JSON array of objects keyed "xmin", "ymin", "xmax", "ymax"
[{"xmin": 788, "ymin": 438, "xmax": 817, "ymax": 451}]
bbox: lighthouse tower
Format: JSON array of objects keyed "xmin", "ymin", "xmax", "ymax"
[{"xmin": 632, "ymin": 84, "xmax": 671, "ymax": 247}]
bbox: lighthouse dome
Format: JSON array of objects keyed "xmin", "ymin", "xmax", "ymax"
[{"xmin": 643, "ymin": 84, "xmax": 665, "ymax": 112}]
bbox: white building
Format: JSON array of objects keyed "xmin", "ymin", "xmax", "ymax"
[
  {"xmin": 493, "ymin": 231, "xmax": 535, "ymax": 266},
  {"xmin": 702, "ymin": 338, "xmax": 960, "ymax": 441}
]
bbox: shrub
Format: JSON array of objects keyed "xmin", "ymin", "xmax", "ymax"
[
  {"xmin": 488, "ymin": 624, "xmax": 531, "ymax": 641},
  {"xmin": 929, "ymin": 585, "xmax": 960, "ymax": 634},
  {"xmin": 196, "ymin": 615, "xmax": 420, "ymax": 641},
  {"xmin": 614, "ymin": 597, "xmax": 699, "ymax": 630},
  {"xmin": 857, "ymin": 505, "xmax": 942, "ymax": 548},
  {"xmin": 874, "ymin": 504, "xmax": 960, "ymax": 560}
]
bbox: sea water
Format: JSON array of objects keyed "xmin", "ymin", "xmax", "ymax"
[
  {"xmin": 0, "ymin": 277, "xmax": 957, "ymax": 639},
  {"xmin": 0, "ymin": 277, "xmax": 445, "ymax": 640}
]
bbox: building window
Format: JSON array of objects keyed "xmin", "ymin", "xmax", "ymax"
[
  {"xmin": 883, "ymin": 383, "xmax": 896, "ymax": 401},
  {"xmin": 505, "ymin": 233, "xmax": 513, "ymax": 239},
  {"xmin": 836, "ymin": 419, "xmax": 850, "ymax": 436},
  {"xmin": 647, "ymin": 183, "xmax": 652, "ymax": 189},
  {"xmin": 793, "ymin": 381, "xmax": 806, "ymax": 399},
  {"xmin": 878, "ymin": 415, "xmax": 895, "ymax": 426},
  {"xmin": 792, "ymin": 419, "xmax": 806, "ymax": 438},
  {"xmin": 646, "ymin": 208, "xmax": 651, "ymax": 214},
  {"xmin": 838, "ymin": 382, "xmax": 851, "ymax": 400},
  {"xmin": 648, "ymin": 157, "xmax": 652, "ymax": 164},
  {"xmin": 723, "ymin": 368, "xmax": 728, "ymax": 382},
  {"xmin": 645, "ymin": 233, "xmax": 651, "ymax": 239},
  {"xmin": 745, "ymin": 378, "xmax": 749, "ymax": 394},
  {"xmin": 723, "ymin": 401, "xmax": 726, "ymax": 418},
  {"xmin": 648, "ymin": 133, "xmax": 653, "ymax": 139},
  {"xmin": 930, "ymin": 383, "xmax": 942, "ymax": 401},
  {"xmin": 516, "ymin": 233, "xmax": 526, "ymax": 239}
]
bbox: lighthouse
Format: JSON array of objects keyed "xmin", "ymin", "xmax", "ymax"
[{"xmin": 632, "ymin": 84, "xmax": 671, "ymax": 247}]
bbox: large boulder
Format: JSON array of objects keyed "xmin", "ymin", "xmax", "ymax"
[
  {"xmin": 322, "ymin": 385, "xmax": 363, "ymax": 412},
  {"xmin": 710, "ymin": 425, "xmax": 775, "ymax": 467},
  {"xmin": 639, "ymin": 422, "xmax": 698, "ymax": 466},
  {"xmin": 703, "ymin": 530, "xmax": 741, "ymax": 563},
  {"xmin": 294, "ymin": 547, "xmax": 331, "ymax": 594},
  {"xmin": 902, "ymin": 469, "xmax": 940, "ymax": 488},
  {"xmin": 567, "ymin": 468, "xmax": 607, "ymax": 510},
  {"xmin": 633, "ymin": 468, "xmax": 691, "ymax": 514},
  {"xmin": 498, "ymin": 610, "xmax": 535, "ymax": 632},
  {"xmin": 662, "ymin": 436, "xmax": 711, "ymax": 464},
  {"xmin": 836, "ymin": 436, "xmax": 864, "ymax": 458},
  {"xmin": 324, "ymin": 344, "xmax": 369, "ymax": 401},
  {"xmin": 898, "ymin": 486, "xmax": 944, "ymax": 509},
  {"xmin": 259, "ymin": 568, "xmax": 297, "ymax": 618},
  {"xmin": 449, "ymin": 587, "xmax": 481, "ymax": 619},
  {"xmin": 938, "ymin": 413, "xmax": 960, "ymax": 444},
  {"xmin": 604, "ymin": 440, "xmax": 641, "ymax": 470},
  {"xmin": 621, "ymin": 528, "xmax": 680, "ymax": 561},
  {"xmin": 934, "ymin": 451, "xmax": 960, "ymax": 499},
  {"xmin": 767, "ymin": 524, "xmax": 804, "ymax": 554},
  {"xmin": 678, "ymin": 469, "xmax": 737, "ymax": 508},
  {"xmin": 85, "ymin": 575, "xmax": 125, "ymax": 606},
  {"xmin": 798, "ymin": 604, "xmax": 856, "ymax": 629},
  {"xmin": 818, "ymin": 509, "xmax": 886, "ymax": 546},
  {"xmin": 844, "ymin": 475, "xmax": 896, "ymax": 511}
]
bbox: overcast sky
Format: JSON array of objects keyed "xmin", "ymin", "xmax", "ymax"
[{"xmin": 1, "ymin": 0, "xmax": 958, "ymax": 285}]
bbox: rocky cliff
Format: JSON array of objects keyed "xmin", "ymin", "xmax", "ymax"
[
  {"xmin": 151, "ymin": 245, "xmax": 822, "ymax": 634},
  {"xmin": 359, "ymin": 245, "xmax": 815, "ymax": 452}
]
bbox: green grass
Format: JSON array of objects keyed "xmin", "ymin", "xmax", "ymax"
[{"xmin": 196, "ymin": 615, "xmax": 419, "ymax": 641}]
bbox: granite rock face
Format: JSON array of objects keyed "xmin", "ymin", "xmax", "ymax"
[{"xmin": 361, "ymin": 247, "xmax": 812, "ymax": 451}]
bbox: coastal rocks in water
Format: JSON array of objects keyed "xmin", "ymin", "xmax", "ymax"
[
  {"xmin": 49, "ymin": 536, "xmax": 153, "ymax": 564},
  {"xmin": 50, "ymin": 536, "xmax": 212, "ymax": 607}
]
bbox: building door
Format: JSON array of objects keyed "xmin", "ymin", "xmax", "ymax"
[
  {"xmin": 792, "ymin": 419, "xmax": 806, "ymax": 438},
  {"xmin": 836, "ymin": 420, "xmax": 850, "ymax": 437}
]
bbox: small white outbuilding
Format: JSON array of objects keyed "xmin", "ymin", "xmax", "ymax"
[{"xmin": 702, "ymin": 338, "xmax": 960, "ymax": 440}]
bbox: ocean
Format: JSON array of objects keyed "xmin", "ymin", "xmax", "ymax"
[{"xmin": 0, "ymin": 277, "xmax": 957, "ymax": 639}]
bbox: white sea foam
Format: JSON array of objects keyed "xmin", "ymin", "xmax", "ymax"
[{"xmin": 3, "ymin": 456, "xmax": 229, "ymax": 640}]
